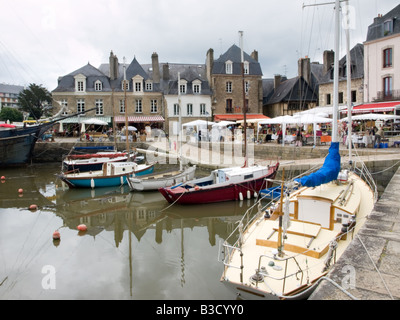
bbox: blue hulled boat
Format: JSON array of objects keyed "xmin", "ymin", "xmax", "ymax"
[{"xmin": 59, "ymin": 161, "xmax": 154, "ymax": 188}]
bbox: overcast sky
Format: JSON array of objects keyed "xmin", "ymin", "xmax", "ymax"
[{"xmin": 0, "ymin": 0, "xmax": 398, "ymax": 91}]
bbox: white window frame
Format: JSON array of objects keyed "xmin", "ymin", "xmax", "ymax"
[
  {"xmin": 77, "ymin": 99, "xmax": 85, "ymax": 113},
  {"xmin": 193, "ymin": 80, "xmax": 201, "ymax": 94},
  {"xmin": 244, "ymin": 61, "xmax": 249, "ymax": 74},
  {"xmin": 122, "ymin": 80, "xmax": 129, "ymax": 91},
  {"xmin": 187, "ymin": 103, "xmax": 193, "ymax": 116},
  {"xmin": 173, "ymin": 103, "xmax": 180, "ymax": 116},
  {"xmin": 151, "ymin": 100, "xmax": 158, "ymax": 113},
  {"xmin": 119, "ymin": 100, "xmax": 125, "ymax": 113},
  {"xmin": 200, "ymin": 103, "xmax": 206, "ymax": 116},
  {"xmin": 226, "ymin": 60, "xmax": 233, "ymax": 74},
  {"xmin": 226, "ymin": 81, "xmax": 232, "ymax": 93},
  {"xmin": 95, "ymin": 80, "xmax": 102, "ymax": 91},
  {"xmin": 179, "ymin": 79, "xmax": 187, "ymax": 94},
  {"xmin": 135, "ymin": 99, "xmax": 143, "ymax": 113},
  {"xmin": 95, "ymin": 99, "xmax": 104, "ymax": 115},
  {"xmin": 146, "ymin": 81, "xmax": 153, "ymax": 91},
  {"xmin": 61, "ymin": 99, "xmax": 68, "ymax": 115}
]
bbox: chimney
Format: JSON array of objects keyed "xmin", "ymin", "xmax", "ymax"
[
  {"xmin": 323, "ymin": 50, "xmax": 334, "ymax": 74},
  {"xmin": 298, "ymin": 56, "xmax": 311, "ymax": 84},
  {"xmin": 151, "ymin": 52, "xmax": 160, "ymax": 83},
  {"xmin": 206, "ymin": 48, "xmax": 214, "ymax": 84},
  {"xmin": 251, "ymin": 50, "xmax": 258, "ymax": 62},
  {"xmin": 109, "ymin": 50, "xmax": 119, "ymax": 81},
  {"xmin": 274, "ymin": 74, "xmax": 282, "ymax": 89},
  {"xmin": 163, "ymin": 63, "xmax": 170, "ymax": 81}
]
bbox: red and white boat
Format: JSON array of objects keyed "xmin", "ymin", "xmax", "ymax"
[{"xmin": 158, "ymin": 163, "xmax": 279, "ymax": 205}]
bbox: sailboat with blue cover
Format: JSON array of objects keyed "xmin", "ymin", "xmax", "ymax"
[{"xmin": 219, "ymin": 2, "xmax": 377, "ymax": 300}]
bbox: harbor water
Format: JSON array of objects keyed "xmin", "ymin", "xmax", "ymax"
[{"xmin": 0, "ymin": 163, "xmax": 257, "ymax": 300}]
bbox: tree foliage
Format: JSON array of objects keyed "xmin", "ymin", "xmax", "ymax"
[
  {"xmin": 17, "ymin": 83, "xmax": 52, "ymax": 119},
  {"xmin": 0, "ymin": 107, "xmax": 23, "ymax": 122}
]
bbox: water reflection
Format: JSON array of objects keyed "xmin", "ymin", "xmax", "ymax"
[{"xmin": 0, "ymin": 163, "xmax": 256, "ymax": 299}]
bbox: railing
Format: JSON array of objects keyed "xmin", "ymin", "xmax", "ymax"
[{"xmin": 374, "ymin": 90, "xmax": 400, "ymax": 102}]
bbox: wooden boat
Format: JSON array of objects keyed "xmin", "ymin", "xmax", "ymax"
[
  {"xmin": 58, "ymin": 161, "xmax": 154, "ymax": 188},
  {"xmin": 220, "ymin": 4, "xmax": 377, "ymax": 299},
  {"xmin": 158, "ymin": 163, "xmax": 279, "ymax": 204},
  {"xmin": 0, "ymin": 123, "xmax": 45, "ymax": 166},
  {"xmin": 62, "ymin": 146, "xmax": 143, "ymax": 172},
  {"xmin": 220, "ymin": 143, "xmax": 377, "ymax": 299},
  {"xmin": 127, "ymin": 165, "xmax": 196, "ymax": 191}
]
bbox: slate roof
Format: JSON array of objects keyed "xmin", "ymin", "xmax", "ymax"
[
  {"xmin": 53, "ymin": 63, "xmax": 112, "ymax": 93},
  {"xmin": 0, "ymin": 83, "xmax": 24, "ymax": 95},
  {"xmin": 366, "ymin": 4, "xmax": 400, "ymax": 42},
  {"xmin": 266, "ymin": 76, "xmax": 318, "ymax": 105},
  {"xmin": 319, "ymin": 43, "xmax": 364, "ymax": 84},
  {"xmin": 212, "ymin": 44, "xmax": 263, "ymax": 76}
]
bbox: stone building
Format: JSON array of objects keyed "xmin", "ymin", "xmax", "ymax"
[
  {"xmin": 318, "ymin": 44, "xmax": 365, "ymax": 108},
  {"xmin": 206, "ymin": 44, "xmax": 265, "ymax": 121},
  {"xmin": 262, "ymin": 57, "xmax": 323, "ymax": 117}
]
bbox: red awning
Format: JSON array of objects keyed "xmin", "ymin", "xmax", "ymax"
[
  {"xmin": 346, "ymin": 101, "xmax": 400, "ymax": 114},
  {"xmin": 214, "ymin": 114, "xmax": 270, "ymax": 121},
  {"xmin": 114, "ymin": 115, "xmax": 165, "ymax": 123}
]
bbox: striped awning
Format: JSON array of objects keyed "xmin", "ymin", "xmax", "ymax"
[
  {"xmin": 114, "ymin": 115, "xmax": 165, "ymax": 123},
  {"xmin": 57, "ymin": 116, "xmax": 111, "ymax": 124}
]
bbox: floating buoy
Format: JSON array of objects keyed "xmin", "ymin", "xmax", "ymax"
[
  {"xmin": 18, "ymin": 188, "xmax": 23, "ymax": 194},
  {"xmin": 1, "ymin": 176, "xmax": 5, "ymax": 180},
  {"xmin": 29, "ymin": 204, "xmax": 38, "ymax": 211},
  {"xmin": 77, "ymin": 224, "xmax": 87, "ymax": 231},
  {"xmin": 52, "ymin": 230, "xmax": 60, "ymax": 240},
  {"xmin": 194, "ymin": 186, "xmax": 200, "ymax": 190}
]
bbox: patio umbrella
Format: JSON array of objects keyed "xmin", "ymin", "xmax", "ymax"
[{"xmin": 340, "ymin": 113, "xmax": 400, "ymax": 121}]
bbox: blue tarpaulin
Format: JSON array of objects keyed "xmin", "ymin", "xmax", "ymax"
[{"xmin": 295, "ymin": 142, "xmax": 341, "ymax": 187}]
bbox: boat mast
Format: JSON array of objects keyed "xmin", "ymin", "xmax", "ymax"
[
  {"xmin": 123, "ymin": 57, "xmax": 130, "ymax": 159},
  {"xmin": 345, "ymin": 2, "xmax": 352, "ymax": 162},
  {"xmin": 277, "ymin": 169, "xmax": 285, "ymax": 257},
  {"xmin": 239, "ymin": 31, "xmax": 247, "ymax": 166},
  {"xmin": 178, "ymin": 72, "xmax": 183, "ymax": 171},
  {"xmin": 332, "ymin": 0, "xmax": 340, "ymax": 142}
]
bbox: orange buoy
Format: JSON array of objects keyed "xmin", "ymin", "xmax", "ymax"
[
  {"xmin": 18, "ymin": 188, "xmax": 23, "ymax": 194},
  {"xmin": 29, "ymin": 204, "xmax": 38, "ymax": 211},
  {"xmin": 53, "ymin": 230, "xmax": 60, "ymax": 240},
  {"xmin": 77, "ymin": 224, "xmax": 87, "ymax": 231}
]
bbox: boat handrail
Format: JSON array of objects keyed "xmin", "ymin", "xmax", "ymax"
[{"xmin": 256, "ymin": 253, "xmax": 304, "ymax": 294}]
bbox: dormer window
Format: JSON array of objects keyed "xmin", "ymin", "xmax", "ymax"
[
  {"xmin": 95, "ymin": 80, "xmax": 102, "ymax": 91},
  {"xmin": 179, "ymin": 79, "xmax": 187, "ymax": 94},
  {"xmin": 122, "ymin": 80, "xmax": 129, "ymax": 91},
  {"xmin": 384, "ymin": 19, "xmax": 393, "ymax": 35},
  {"xmin": 133, "ymin": 75, "xmax": 143, "ymax": 93},
  {"xmin": 145, "ymin": 80, "xmax": 153, "ymax": 91},
  {"xmin": 192, "ymin": 80, "xmax": 201, "ymax": 94},
  {"xmin": 74, "ymin": 74, "xmax": 86, "ymax": 92},
  {"xmin": 225, "ymin": 60, "xmax": 233, "ymax": 74},
  {"xmin": 244, "ymin": 61, "xmax": 249, "ymax": 75}
]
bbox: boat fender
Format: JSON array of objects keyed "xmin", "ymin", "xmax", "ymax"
[
  {"xmin": 254, "ymin": 191, "xmax": 258, "ymax": 198},
  {"xmin": 120, "ymin": 176, "xmax": 124, "ymax": 185},
  {"xmin": 29, "ymin": 204, "xmax": 38, "ymax": 211},
  {"xmin": 195, "ymin": 186, "xmax": 200, "ymax": 190},
  {"xmin": 77, "ymin": 224, "xmax": 87, "ymax": 231},
  {"xmin": 239, "ymin": 192, "xmax": 243, "ymax": 201},
  {"xmin": 247, "ymin": 190, "xmax": 251, "ymax": 199},
  {"xmin": 90, "ymin": 178, "xmax": 95, "ymax": 189},
  {"xmin": 52, "ymin": 230, "xmax": 60, "ymax": 240}
]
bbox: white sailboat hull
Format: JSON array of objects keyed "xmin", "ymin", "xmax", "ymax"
[{"xmin": 127, "ymin": 165, "xmax": 196, "ymax": 191}]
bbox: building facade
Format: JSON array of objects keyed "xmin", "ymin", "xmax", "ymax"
[
  {"xmin": 0, "ymin": 83, "xmax": 24, "ymax": 110},
  {"xmin": 364, "ymin": 4, "xmax": 400, "ymax": 102}
]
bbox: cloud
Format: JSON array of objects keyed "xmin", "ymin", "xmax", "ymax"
[{"xmin": 0, "ymin": 0, "xmax": 399, "ymax": 90}]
